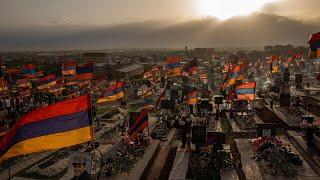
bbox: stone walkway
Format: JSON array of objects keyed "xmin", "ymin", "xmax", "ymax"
[{"xmin": 168, "ymin": 150, "xmax": 190, "ymax": 180}]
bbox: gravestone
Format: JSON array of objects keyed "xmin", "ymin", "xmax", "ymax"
[
  {"xmin": 192, "ymin": 125, "xmax": 207, "ymax": 146},
  {"xmin": 295, "ymin": 73, "xmax": 303, "ymax": 89},
  {"xmin": 256, "ymin": 123, "xmax": 277, "ymax": 137},
  {"xmin": 280, "ymin": 93, "xmax": 291, "ymax": 107},
  {"xmin": 207, "ymin": 131, "xmax": 227, "ymax": 145},
  {"xmin": 214, "ymin": 95, "xmax": 223, "ymax": 104},
  {"xmin": 161, "ymin": 99, "xmax": 175, "ymax": 110}
]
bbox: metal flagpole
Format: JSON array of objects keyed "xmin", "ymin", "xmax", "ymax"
[{"xmin": 87, "ymin": 61, "xmax": 97, "ymax": 176}]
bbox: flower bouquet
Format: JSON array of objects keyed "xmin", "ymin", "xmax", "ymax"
[
  {"xmin": 300, "ymin": 119, "xmax": 320, "ymax": 144},
  {"xmin": 251, "ymin": 137, "xmax": 302, "ymax": 177},
  {"xmin": 300, "ymin": 119, "xmax": 320, "ymax": 129}
]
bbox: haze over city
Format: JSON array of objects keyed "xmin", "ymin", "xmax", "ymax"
[{"xmin": 0, "ymin": 0, "xmax": 319, "ymax": 51}]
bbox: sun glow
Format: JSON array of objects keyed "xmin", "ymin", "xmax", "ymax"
[{"xmin": 197, "ymin": 0, "xmax": 278, "ymax": 20}]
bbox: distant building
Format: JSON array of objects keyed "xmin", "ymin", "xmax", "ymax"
[
  {"xmin": 193, "ymin": 48, "xmax": 216, "ymax": 58},
  {"xmin": 273, "ymin": 45, "xmax": 284, "ymax": 52},
  {"xmin": 264, "ymin": 45, "xmax": 273, "ymax": 52},
  {"xmin": 117, "ymin": 64, "xmax": 144, "ymax": 79},
  {"xmin": 82, "ymin": 53, "xmax": 106, "ymax": 62}
]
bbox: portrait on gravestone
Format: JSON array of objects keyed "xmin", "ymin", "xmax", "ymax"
[{"xmin": 68, "ymin": 152, "xmax": 92, "ymax": 179}]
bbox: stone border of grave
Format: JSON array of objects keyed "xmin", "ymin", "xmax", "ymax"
[
  {"xmin": 234, "ymin": 137, "xmax": 320, "ymax": 180},
  {"xmin": 104, "ymin": 140, "xmax": 160, "ymax": 180}
]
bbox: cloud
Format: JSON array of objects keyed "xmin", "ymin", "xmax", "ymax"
[
  {"xmin": 0, "ymin": 13, "xmax": 319, "ymax": 51},
  {"xmin": 262, "ymin": 0, "xmax": 320, "ymax": 20}
]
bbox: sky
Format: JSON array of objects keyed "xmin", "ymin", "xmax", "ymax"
[{"xmin": 0, "ymin": 0, "xmax": 319, "ymax": 51}]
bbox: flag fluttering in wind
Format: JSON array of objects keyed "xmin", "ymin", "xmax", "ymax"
[
  {"xmin": 308, "ymin": 32, "xmax": 320, "ymax": 58},
  {"xmin": 155, "ymin": 89, "xmax": 165, "ymax": 108},
  {"xmin": 0, "ymin": 80, "xmax": 8, "ymax": 92},
  {"xmin": 184, "ymin": 58, "xmax": 198, "ymax": 74},
  {"xmin": 21, "ymin": 64, "xmax": 36, "ymax": 78},
  {"xmin": 37, "ymin": 74, "xmax": 57, "ymax": 90},
  {"xmin": 62, "ymin": 60, "xmax": 77, "ymax": 75},
  {"xmin": 236, "ymin": 82, "xmax": 256, "ymax": 101},
  {"xmin": 76, "ymin": 62, "xmax": 93, "ymax": 80},
  {"xmin": 128, "ymin": 110, "xmax": 148, "ymax": 136},
  {"xmin": 225, "ymin": 65, "xmax": 241, "ymax": 86},
  {"xmin": 164, "ymin": 56, "xmax": 181, "ymax": 77},
  {"xmin": 187, "ymin": 90, "xmax": 198, "ymax": 105},
  {"xmin": 16, "ymin": 78, "xmax": 32, "ymax": 88},
  {"xmin": 143, "ymin": 66, "xmax": 160, "ymax": 83},
  {"xmin": 0, "ymin": 95, "xmax": 93, "ymax": 161},
  {"xmin": 97, "ymin": 82, "xmax": 124, "ymax": 103}
]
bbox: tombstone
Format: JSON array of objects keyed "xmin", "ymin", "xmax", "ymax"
[
  {"xmin": 295, "ymin": 73, "xmax": 303, "ymax": 89},
  {"xmin": 197, "ymin": 100, "xmax": 213, "ymax": 112},
  {"xmin": 207, "ymin": 131, "xmax": 226, "ymax": 145},
  {"xmin": 214, "ymin": 95, "xmax": 223, "ymax": 105},
  {"xmin": 283, "ymin": 68, "xmax": 290, "ymax": 84},
  {"xmin": 280, "ymin": 93, "xmax": 291, "ymax": 107},
  {"xmin": 302, "ymin": 115, "xmax": 314, "ymax": 123},
  {"xmin": 161, "ymin": 99, "xmax": 175, "ymax": 110},
  {"xmin": 192, "ymin": 125, "xmax": 207, "ymax": 146},
  {"xmin": 256, "ymin": 123, "xmax": 277, "ymax": 137}
]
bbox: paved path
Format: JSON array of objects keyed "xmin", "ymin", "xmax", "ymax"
[{"xmin": 168, "ymin": 151, "xmax": 190, "ymax": 180}]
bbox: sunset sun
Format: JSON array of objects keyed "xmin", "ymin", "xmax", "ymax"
[{"xmin": 197, "ymin": 0, "xmax": 279, "ymax": 20}]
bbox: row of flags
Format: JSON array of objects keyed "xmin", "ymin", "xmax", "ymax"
[{"xmin": 0, "ymin": 61, "xmax": 94, "ymax": 96}]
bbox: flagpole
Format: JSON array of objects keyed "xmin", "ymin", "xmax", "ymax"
[
  {"xmin": 87, "ymin": 60, "xmax": 97, "ymax": 175},
  {"xmin": 147, "ymin": 112, "xmax": 150, "ymax": 138}
]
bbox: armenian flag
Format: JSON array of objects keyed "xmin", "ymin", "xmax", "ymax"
[
  {"xmin": 225, "ymin": 65, "xmax": 241, "ymax": 86},
  {"xmin": 48, "ymin": 78, "xmax": 65, "ymax": 94},
  {"xmin": 62, "ymin": 61, "xmax": 77, "ymax": 75},
  {"xmin": 236, "ymin": 82, "xmax": 256, "ymax": 101},
  {"xmin": 0, "ymin": 95, "xmax": 93, "ymax": 161},
  {"xmin": 65, "ymin": 75, "xmax": 78, "ymax": 86},
  {"xmin": 16, "ymin": 78, "xmax": 32, "ymax": 88},
  {"xmin": 0, "ymin": 80, "xmax": 8, "ymax": 92},
  {"xmin": 76, "ymin": 62, "xmax": 93, "ymax": 80},
  {"xmin": 6, "ymin": 68, "xmax": 20, "ymax": 75},
  {"xmin": 165, "ymin": 56, "xmax": 181, "ymax": 70},
  {"xmin": 165, "ymin": 56, "xmax": 181, "ymax": 77},
  {"xmin": 128, "ymin": 110, "xmax": 148, "ymax": 136},
  {"xmin": 187, "ymin": 90, "xmax": 198, "ymax": 105},
  {"xmin": 155, "ymin": 89, "xmax": 165, "ymax": 108},
  {"xmin": 97, "ymin": 82, "xmax": 124, "ymax": 103},
  {"xmin": 37, "ymin": 74, "xmax": 57, "ymax": 90},
  {"xmin": 21, "ymin": 64, "xmax": 36, "ymax": 78},
  {"xmin": 185, "ymin": 58, "xmax": 198, "ymax": 74}
]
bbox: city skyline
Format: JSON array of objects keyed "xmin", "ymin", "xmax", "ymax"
[{"xmin": 0, "ymin": 0, "xmax": 319, "ymax": 51}]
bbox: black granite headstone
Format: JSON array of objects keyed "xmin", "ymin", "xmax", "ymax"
[
  {"xmin": 207, "ymin": 131, "xmax": 226, "ymax": 145},
  {"xmin": 192, "ymin": 125, "xmax": 207, "ymax": 145},
  {"xmin": 214, "ymin": 96, "xmax": 223, "ymax": 104},
  {"xmin": 257, "ymin": 123, "xmax": 277, "ymax": 137},
  {"xmin": 280, "ymin": 93, "xmax": 291, "ymax": 107}
]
